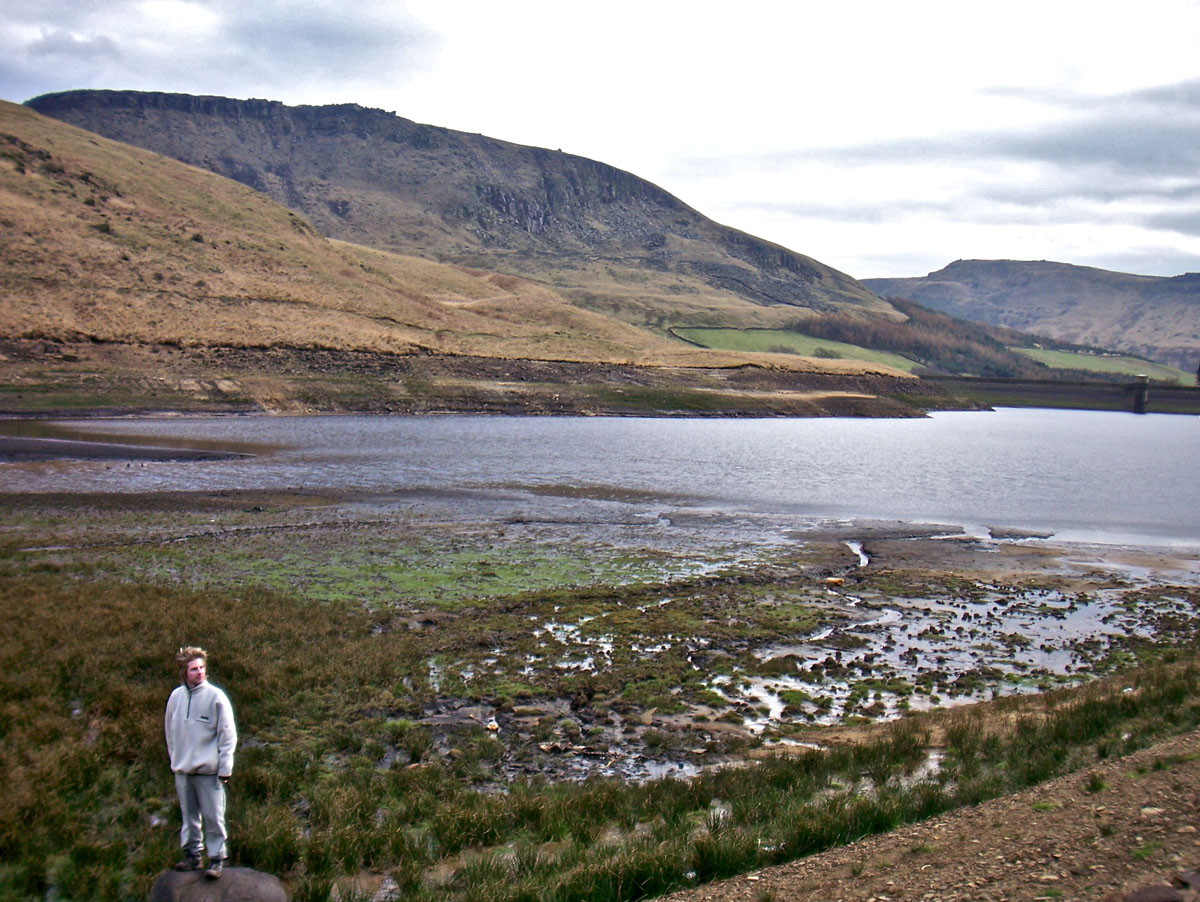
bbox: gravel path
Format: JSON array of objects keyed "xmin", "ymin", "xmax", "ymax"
[{"xmin": 664, "ymin": 729, "xmax": 1200, "ymax": 902}]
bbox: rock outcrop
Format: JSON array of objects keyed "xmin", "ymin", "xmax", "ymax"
[{"xmin": 149, "ymin": 867, "xmax": 287, "ymax": 902}]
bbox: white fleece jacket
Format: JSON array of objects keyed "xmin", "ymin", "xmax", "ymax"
[{"xmin": 165, "ymin": 680, "xmax": 237, "ymax": 777}]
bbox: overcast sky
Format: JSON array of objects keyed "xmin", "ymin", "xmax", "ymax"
[{"xmin": 4, "ymin": 0, "xmax": 1200, "ymax": 280}]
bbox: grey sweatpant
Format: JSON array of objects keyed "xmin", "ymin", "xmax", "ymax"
[{"xmin": 174, "ymin": 773, "xmax": 228, "ymax": 860}]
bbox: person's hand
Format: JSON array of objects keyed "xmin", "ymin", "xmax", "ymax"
[{"xmin": 219, "ymin": 775, "xmax": 231, "ymax": 784}]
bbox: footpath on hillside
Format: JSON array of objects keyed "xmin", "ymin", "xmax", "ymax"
[{"xmin": 664, "ymin": 729, "xmax": 1200, "ymax": 902}]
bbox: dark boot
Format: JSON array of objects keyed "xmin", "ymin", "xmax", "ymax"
[
  {"xmin": 174, "ymin": 852, "xmax": 202, "ymax": 871},
  {"xmin": 204, "ymin": 858, "xmax": 224, "ymax": 879}
]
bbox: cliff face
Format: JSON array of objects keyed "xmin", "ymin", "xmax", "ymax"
[
  {"xmin": 865, "ymin": 260, "xmax": 1200, "ymax": 369},
  {"xmin": 27, "ymin": 90, "xmax": 887, "ymax": 327}
]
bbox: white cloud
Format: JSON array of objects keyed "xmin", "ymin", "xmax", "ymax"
[
  {"xmin": 26, "ymin": 29, "xmax": 122, "ymax": 61},
  {"xmin": 135, "ymin": 1, "xmax": 221, "ymax": 37}
]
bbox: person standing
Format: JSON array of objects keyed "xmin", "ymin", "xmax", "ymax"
[{"xmin": 165, "ymin": 646, "xmax": 237, "ymax": 879}]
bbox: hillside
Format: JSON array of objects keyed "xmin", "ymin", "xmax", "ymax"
[
  {"xmin": 25, "ymin": 90, "xmax": 895, "ymax": 335},
  {"xmin": 0, "ymin": 99, "xmax": 687, "ymax": 362},
  {"xmin": 865, "ymin": 259, "xmax": 1200, "ymax": 371},
  {"xmin": 0, "ymin": 100, "xmax": 936, "ymax": 416}
]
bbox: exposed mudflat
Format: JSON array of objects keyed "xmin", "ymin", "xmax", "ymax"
[
  {"xmin": 3, "ymin": 476, "xmax": 1199, "ymax": 900},
  {"xmin": 4, "ymin": 483, "xmax": 1197, "ymax": 787},
  {"xmin": 0, "ymin": 339, "xmax": 957, "ymax": 418}
]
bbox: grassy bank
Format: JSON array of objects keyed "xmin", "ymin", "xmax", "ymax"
[
  {"xmin": 670, "ymin": 328, "xmax": 918, "ymax": 373},
  {"xmin": 2, "ymin": 564, "xmax": 1198, "ymax": 902}
]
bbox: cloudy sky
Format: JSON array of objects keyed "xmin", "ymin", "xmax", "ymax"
[{"xmin": 4, "ymin": 0, "xmax": 1200, "ymax": 280}]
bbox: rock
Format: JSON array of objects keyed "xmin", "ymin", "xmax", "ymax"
[
  {"xmin": 987, "ymin": 526, "xmax": 1055, "ymax": 540},
  {"xmin": 331, "ymin": 873, "xmax": 400, "ymax": 901},
  {"xmin": 1121, "ymin": 886, "xmax": 1183, "ymax": 902},
  {"xmin": 149, "ymin": 867, "xmax": 287, "ymax": 901}
]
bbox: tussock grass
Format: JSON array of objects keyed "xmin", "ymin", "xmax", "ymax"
[{"xmin": 2, "ymin": 571, "xmax": 1197, "ymax": 901}]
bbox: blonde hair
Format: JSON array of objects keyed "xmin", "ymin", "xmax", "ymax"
[{"xmin": 176, "ymin": 646, "xmax": 207, "ymax": 681}]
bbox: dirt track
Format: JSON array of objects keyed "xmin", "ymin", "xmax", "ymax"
[{"xmin": 665, "ymin": 729, "xmax": 1200, "ymax": 902}]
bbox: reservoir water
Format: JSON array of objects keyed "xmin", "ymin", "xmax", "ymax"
[{"xmin": 3, "ymin": 408, "xmax": 1197, "ymax": 547}]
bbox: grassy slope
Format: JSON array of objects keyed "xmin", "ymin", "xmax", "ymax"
[
  {"xmin": 865, "ymin": 261, "xmax": 1200, "ymax": 370},
  {"xmin": 0, "ymin": 101, "xmax": 906, "ymax": 381},
  {"xmin": 0, "ymin": 102, "xmax": 649, "ymax": 362},
  {"xmin": 1014, "ymin": 347, "xmax": 1195, "ymax": 384},
  {"xmin": 673, "ymin": 327, "xmax": 920, "ymax": 372}
]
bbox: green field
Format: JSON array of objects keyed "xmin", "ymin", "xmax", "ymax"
[
  {"xmin": 672, "ymin": 328, "xmax": 919, "ymax": 372},
  {"xmin": 1013, "ymin": 348, "xmax": 1195, "ymax": 384}
]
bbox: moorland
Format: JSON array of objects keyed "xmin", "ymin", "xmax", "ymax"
[
  {"xmin": 0, "ymin": 98, "xmax": 962, "ymax": 418},
  {"xmin": 866, "ymin": 260, "xmax": 1200, "ymax": 372},
  {"xmin": 2, "ymin": 91, "xmax": 1199, "ymax": 902}
]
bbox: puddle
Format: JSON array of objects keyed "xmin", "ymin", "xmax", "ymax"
[
  {"xmin": 1065, "ymin": 558, "xmax": 1200, "ymax": 587},
  {"xmin": 708, "ymin": 584, "xmax": 1191, "ymax": 732}
]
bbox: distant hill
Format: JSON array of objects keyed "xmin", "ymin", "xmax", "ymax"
[
  {"xmin": 864, "ymin": 260, "xmax": 1200, "ymax": 371},
  {"xmin": 26, "ymin": 90, "xmax": 894, "ymax": 336}
]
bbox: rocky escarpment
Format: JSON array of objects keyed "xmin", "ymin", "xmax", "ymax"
[{"xmin": 26, "ymin": 90, "xmax": 887, "ymax": 325}]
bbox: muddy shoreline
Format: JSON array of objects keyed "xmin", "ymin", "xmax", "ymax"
[
  {"xmin": 5, "ymin": 472, "xmax": 1200, "ymax": 900},
  {"xmin": 5, "ymin": 480, "xmax": 1196, "ymax": 785},
  {"xmin": 0, "ymin": 435, "xmax": 251, "ymax": 461},
  {"xmin": 0, "ymin": 338, "xmax": 966, "ymax": 418}
]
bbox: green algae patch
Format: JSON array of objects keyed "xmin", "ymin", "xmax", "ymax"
[{"xmin": 5, "ymin": 498, "xmax": 728, "ymax": 607}]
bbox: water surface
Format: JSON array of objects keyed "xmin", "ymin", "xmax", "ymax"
[{"xmin": 3, "ymin": 409, "xmax": 1196, "ymax": 546}]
